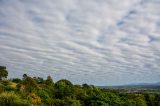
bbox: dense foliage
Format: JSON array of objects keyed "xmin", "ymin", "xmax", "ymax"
[
  {"xmin": 0, "ymin": 66, "xmax": 160, "ymax": 106},
  {"xmin": 0, "ymin": 66, "xmax": 8, "ymax": 80}
]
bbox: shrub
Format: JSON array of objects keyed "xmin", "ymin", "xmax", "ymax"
[
  {"xmin": 12, "ymin": 78, "xmax": 22, "ymax": 83},
  {"xmin": 28, "ymin": 93, "xmax": 41, "ymax": 105},
  {"xmin": 0, "ymin": 92, "xmax": 30, "ymax": 106}
]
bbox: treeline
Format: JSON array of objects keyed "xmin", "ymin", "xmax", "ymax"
[{"xmin": 0, "ymin": 66, "xmax": 160, "ymax": 106}]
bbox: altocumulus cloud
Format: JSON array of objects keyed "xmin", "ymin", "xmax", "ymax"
[{"xmin": 0, "ymin": 0, "xmax": 160, "ymax": 85}]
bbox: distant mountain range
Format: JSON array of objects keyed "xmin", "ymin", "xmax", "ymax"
[
  {"xmin": 124, "ymin": 82, "xmax": 160, "ymax": 86},
  {"xmin": 98, "ymin": 82, "xmax": 160, "ymax": 89}
]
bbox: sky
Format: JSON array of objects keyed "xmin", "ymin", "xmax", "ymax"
[{"xmin": 0, "ymin": 0, "xmax": 160, "ymax": 86}]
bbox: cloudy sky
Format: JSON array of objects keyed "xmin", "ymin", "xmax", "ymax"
[{"xmin": 0, "ymin": 0, "xmax": 160, "ymax": 85}]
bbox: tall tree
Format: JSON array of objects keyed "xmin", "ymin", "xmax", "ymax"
[
  {"xmin": 45, "ymin": 76, "xmax": 54, "ymax": 86},
  {"xmin": 0, "ymin": 66, "xmax": 8, "ymax": 80},
  {"xmin": 23, "ymin": 76, "xmax": 38, "ymax": 92},
  {"xmin": 22, "ymin": 74, "xmax": 27, "ymax": 80}
]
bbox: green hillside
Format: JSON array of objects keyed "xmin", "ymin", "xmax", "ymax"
[{"xmin": 0, "ymin": 66, "xmax": 160, "ymax": 106}]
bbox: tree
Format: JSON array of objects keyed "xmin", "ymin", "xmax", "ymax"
[
  {"xmin": 33, "ymin": 77, "xmax": 44, "ymax": 84},
  {"xmin": 55, "ymin": 79, "xmax": 73, "ymax": 87},
  {"xmin": 123, "ymin": 99, "xmax": 136, "ymax": 106},
  {"xmin": 46, "ymin": 99, "xmax": 65, "ymax": 106},
  {"xmin": 45, "ymin": 76, "xmax": 54, "ymax": 86},
  {"xmin": 135, "ymin": 97, "xmax": 147, "ymax": 106},
  {"xmin": 0, "ymin": 66, "xmax": 8, "ymax": 80},
  {"xmin": 12, "ymin": 78, "xmax": 22, "ymax": 83},
  {"xmin": 23, "ymin": 76, "xmax": 38, "ymax": 92},
  {"xmin": 22, "ymin": 74, "xmax": 27, "ymax": 80},
  {"xmin": 38, "ymin": 90, "xmax": 50, "ymax": 102},
  {"xmin": 55, "ymin": 79, "xmax": 74, "ymax": 99},
  {"xmin": 144, "ymin": 94, "xmax": 155, "ymax": 106}
]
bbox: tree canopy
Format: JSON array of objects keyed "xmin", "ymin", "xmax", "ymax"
[
  {"xmin": 0, "ymin": 66, "xmax": 159, "ymax": 106},
  {"xmin": 0, "ymin": 66, "xmax": 8, "ymax": 80}
]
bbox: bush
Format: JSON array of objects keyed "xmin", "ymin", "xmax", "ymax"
[
  {"xmin": 38, "ymin": 90, "xmax": 50, "ymax": 102},
  {"xmin": 27, "ymin": 93, "xmax": 41, "ymax": 105},
  {"xmin": 1, "ymin": 80, "xmax": 10, "ymax": 86},
  {"xmin": 0, "ymin": 92, "xmax": 30, "ymax": 106},
  {"xmin": 12, "ymin": 78, "xmax": 22, "ymax": 83},
  {"xmin": 47, "ymin": 98, "xmax": 66, "ymax": 106}
]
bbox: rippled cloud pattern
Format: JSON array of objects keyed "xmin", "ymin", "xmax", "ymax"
[{"xmin": 0, "ymin": 0, "xmax": 160, "ymax": 85}]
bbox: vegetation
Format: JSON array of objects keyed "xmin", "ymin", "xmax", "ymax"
[
  {"xmin": 0, "ymin": 66, "xmax": 160, "ymax": 106},
  {"xmin": 0, "ymin": 66, "xmax": 8, "ymax": 80}
]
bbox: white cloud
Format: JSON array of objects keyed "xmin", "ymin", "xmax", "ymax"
[{"xmin": 0, "ymin": 0, "xmax": 160, "ymax": 85}]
